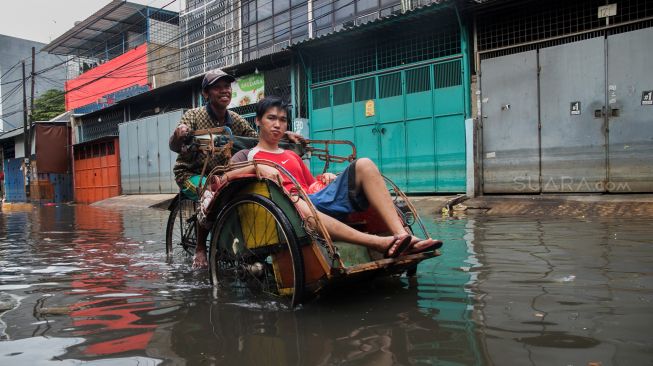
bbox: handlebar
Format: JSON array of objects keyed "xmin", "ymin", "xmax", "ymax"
[
  {"xmin": 304, "ymin": 139, "xmax": 357, "ymax": 174},
  {"xmin": 190, "ymin": 126, "xmax": 234, "ymax": 137},
  {"xmin": 180, "ymin": 127, "xmax": 357, "ymax": 172},
  {"xmin": 181, "ymin": 126, "xmax": 234, "ymax": 154}
]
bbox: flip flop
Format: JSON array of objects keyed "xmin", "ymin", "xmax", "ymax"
[
  {"xmin": 384, "ymin": 235, "xmax": 412, "ymax": 259},
  {"xmin": 409, "ymin": 238, "xmax": 443, "ymax": 254}
]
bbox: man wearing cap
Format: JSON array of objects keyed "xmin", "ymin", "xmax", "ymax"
[
  {"xmin": 170, "ymin": 69, "xmax": 303, "ymax": 269},
  {"xmin": 169, "ymin": 69, "xmax": 257, "ymax": 269}
]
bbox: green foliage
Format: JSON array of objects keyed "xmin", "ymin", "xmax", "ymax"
[{"xmin": 32, "ymin": 89, "xmax": 65, "ymax": 121}]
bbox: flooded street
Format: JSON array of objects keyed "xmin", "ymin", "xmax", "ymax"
[{"xmin": 0, "ymin": 203, "xmax": 651, "ymax": 365}]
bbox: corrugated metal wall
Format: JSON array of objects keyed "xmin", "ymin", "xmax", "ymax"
[
  {"xmin": 477, "ymin": 0, "xmax": 653, "ymax": 193},
  {"xmin": 3, "ymin": 158, "xmax": 26, "ymax": 202},
  {"xmin": 30, "ymin": 173, "xmax": 74, "ymax": 202},
  {"xmin": 480, "ymin": 27, "xmax": 653, "ymax": 193},
  {"xmin": 310, "ymin": 59, "xmax": 467, "ymax": 193},
  {"xmin": 119, "ymin": 110, "xmax": 182, "ymax": 194},
  {"xmin": 73, "ymin": 138, "xmax": 121, "ymax": 203}
]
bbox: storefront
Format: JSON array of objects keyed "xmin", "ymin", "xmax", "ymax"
[{"xmin": 296, "ymin": 5, "xmax": 470, "ymax": 193}]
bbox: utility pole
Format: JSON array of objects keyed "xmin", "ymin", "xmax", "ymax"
[
  {"xmin": 21, "ymin": 60, "xmax": 30, "ymax": 198},
  {"xmin": 27, "ymin": 47, "xmax": 36, "ymax": 198},
  {"xmin": 30, "ymin": 47, "xmax": 36, "ymax": 125}
]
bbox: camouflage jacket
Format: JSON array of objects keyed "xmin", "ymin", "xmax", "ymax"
[{"xmin": 172, "ymin": 105, "xmax": 257, "ymax": 185}]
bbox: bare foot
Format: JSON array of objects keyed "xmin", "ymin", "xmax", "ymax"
[
  {"xmin": 192, "ymin": 249, "xmax": 208, "ymax": 269},
  {"xmin": 409, "ymin": 237, "xmax": 443, "ymax": 254}
]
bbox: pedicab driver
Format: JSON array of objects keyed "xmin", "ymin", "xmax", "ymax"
[
  {"xmin": 226, "ymin": 96, "xmax": 442, "ymax": 257},
  {"xmin": 169, "ymin": 69, "xmax": 301, "ymax": 269}
]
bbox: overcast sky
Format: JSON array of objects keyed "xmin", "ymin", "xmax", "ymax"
[{"xmin": 0, "ymin": 0, "xmax": 184, "ymax": 44}]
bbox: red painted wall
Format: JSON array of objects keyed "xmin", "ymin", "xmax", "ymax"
[{"xmin": 65, "ymin": 44, "xmax": 149, "ymax": 110}]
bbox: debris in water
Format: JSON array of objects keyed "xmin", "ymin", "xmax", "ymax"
[
  {"xmin": 561, "ymin": 275, "xmax": 576, "ymax": 282},
  {"xmin": 37, "ymin": 306, "xmax": 71, "ymax": 315}
]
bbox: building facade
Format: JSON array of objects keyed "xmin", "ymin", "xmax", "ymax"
[
  {"xmin": 474, "ymin": 0, "xmax": 653, "ymax": 193},
  {"xmin": 180, "ymin": 0, "xmax": 466, "ymax": 193},
  {"xmin": 38, "ymin": 0, "xmax": 653, "ymax": 201},
  {"xmin": 0, "ymin": 120, "xmax": 73, "ymax": 203},
  {"xmin": 0, "ymin": 35, "xmax": 67, "ymax": 133},
  {"xmin": 42, "ymin": 0, "xmax": 180, "ymax": 203},
  {"xmin": 295, "ymin": 4, "xmax": 470, "ymax": 193}
]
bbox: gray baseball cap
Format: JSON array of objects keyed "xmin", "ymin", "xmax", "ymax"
[{"xmin": 202, "ymin": 69, "xmax": 236, "ymax": 89}]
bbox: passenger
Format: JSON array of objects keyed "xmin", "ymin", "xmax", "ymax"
[
  {"xmin": 169, "ymin": 70, "xmax": 301, "ymax": 269},
  {"xmin": 226, "ymin": 96, "xmax": 442, "ymax": 257}
]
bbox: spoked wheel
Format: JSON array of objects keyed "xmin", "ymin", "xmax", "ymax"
[
  {"xmin": 165, "ymin": 197, "xmax": 198, "ymax": 261},
  {"xmin": 209, "ymin": 194, "xmax": 304, "ymax": 308}
]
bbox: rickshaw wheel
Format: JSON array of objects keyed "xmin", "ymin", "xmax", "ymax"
[
  {"xmin": 165, "ymin": 197, "xmax": 198, "ymax": 260},
  {"xmin": 209, "ymin": 194, "xmax": 305, "ymax": 308}
]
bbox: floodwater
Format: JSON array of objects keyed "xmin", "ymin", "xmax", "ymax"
[{"xmin": 0, "ymin": 203, "xmax": 651, "ymax": 365}]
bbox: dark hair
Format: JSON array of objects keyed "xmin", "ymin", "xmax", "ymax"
[{"xmin": 255, "ymin": 96, "xmax": 291, "ymax": 121}]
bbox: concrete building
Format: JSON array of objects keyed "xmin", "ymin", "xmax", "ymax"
[
  {"xmin": 179, "ymin": 0, "xmax": 467, "ymax": 194},
  {"xmin": 37, "ymin": 0, "xmax": 653, "ymax": 201},
  {"xmin": 42, "ymin": 0, "xmax": 180, "ymax": 203},
  {"xmin": 178, "ymin": 0, "xmax": 652, "ymax": 195},
  {"xmin": 0, "ymin": 34, "xmax": 67, "ymax": 133}
]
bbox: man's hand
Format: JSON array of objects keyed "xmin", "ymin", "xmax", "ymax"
[
  {"xmin": 175, "ymin": 124, "xmax": 190, "ymax": 138},
  {"xmin": 169, "ymin": 123, "xmax": 191, "ymax": 153},
  {"xmin": 255, "ymin": 164, "xmax": 284, "ymax": 186},
  {"xmin": 284, "ymin": 131, "xmax": 306, "ymax": 144},
  {"xmin": 320, "ymin": 173, "xmax": 337, "ymax": 185}
]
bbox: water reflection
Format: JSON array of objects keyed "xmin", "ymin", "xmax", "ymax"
[
  {"xmin": 1, "ymin": 203, "xmax": 651, "ymax": 365},
  {"xmin": 0, "ymin": 204, "xmax": 170, "ymax": 363},
  {"xmin": 168, "ymin": 277, "xmax": 478, "ymax": 365},
  {"xmin": 2, "ymin": 202, "xmax": 483, "ymax": 364},
  {"xmin": 471, "ymin": 217, "xmax": 653, "ymax": 365},
  {"xmin": 156, "ymin": 215, "xmax": 481, "ymax": 365},
  {"xmin": 0, "ymin": 336, "xmax": 160, "ymax": 365}
]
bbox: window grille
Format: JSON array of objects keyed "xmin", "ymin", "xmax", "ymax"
[
  {"xmin": 406, "ymin": 66, "xmax": 430, "ymax": 94},
  {"xmin": 333, "ymin": 83, "xmax": 352, "ymax": 105},
  {"xmin": 179, "ymin": 0, "xmax": 239, "ymax": 79},
  {"xmin": 186, "ymin": 0, "xmax": 205, "ymax": 11},
  {"xmin": 354, "ymin": 77, "xmax": 376, "ymax": 102},
  {"xmin": 312, "ymin": 87, "xmax": 331, "ymax": 109},
  {"xmin": 379, "ymin": 72, "xmax": 402, "ymax": 99},
  {"xmin": 264, "ymin": 65, "xmax": 292, "ymax": 102},
  {"xmin": 79, "ymin": 109, "xmax": 124, "ymax": 143},
  {"xmin": 310, "ymin": 16, "xmax": 460, "ymax": 84},
  {"xmin": 434, "ymin": 60, "xmax": 461, "ymax": 89},
  {"xmin": 148, "ymin": 16, "xmax": 179, "ymax": 46},
  {"xmin": 477, "ymin": 0, "xmax": 653, "ymax": 59}
]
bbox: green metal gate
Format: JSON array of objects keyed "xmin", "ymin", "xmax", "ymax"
[{"xmin": 309, "ymin": 58, "xmax": 466, "ymax": 193}]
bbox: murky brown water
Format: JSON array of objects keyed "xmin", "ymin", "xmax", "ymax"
[{"xmin": 0, "ymin": 203, "xmax": 651, "ymax": 365}]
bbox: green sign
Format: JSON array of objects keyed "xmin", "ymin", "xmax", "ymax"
[
  {"xmin": 230, "ymin": 73, "xmax": 265, "ymax": 108},
  {"xmin": 238, "ymin": 74, "xmax": 264, "ymax": 92}
]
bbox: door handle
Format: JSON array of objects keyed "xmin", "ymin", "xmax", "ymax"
[
  {"xmin": 594, "ymin": 106, "xmax": 606, "ymax": 118},
  {"xmin": 372, "ymin": 126, "xmax": 386, "ymax": 135}
]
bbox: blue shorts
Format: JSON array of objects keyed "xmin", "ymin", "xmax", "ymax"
[{"xmin": 308, "ymin": 160, "xmax": 369, "ymax": 219}]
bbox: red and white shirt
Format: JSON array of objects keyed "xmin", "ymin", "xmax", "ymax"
[{"xmin": 245, "ymin": 148, "xmax": 316, "ymax": 192}]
